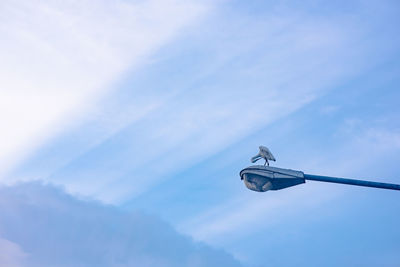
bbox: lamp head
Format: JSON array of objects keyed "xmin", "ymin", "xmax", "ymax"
[{"xmin": 240, "ymin": 166, "xmax": 305, "ymax": 192}]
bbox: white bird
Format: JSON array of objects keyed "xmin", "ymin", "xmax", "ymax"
[{"xmin": 251, "ymin": 146, "xmax": 276, "ymax": 166}]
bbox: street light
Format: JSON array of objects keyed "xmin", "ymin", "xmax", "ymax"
[{"xmin": 240, "ymin": 146, "xmax": 400, "ymax": 192}]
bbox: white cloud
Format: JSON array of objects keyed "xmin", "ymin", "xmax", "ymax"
[
  {"xmin": 320, "ymin": 105, "xmax": 340, "ymax": 115},
  {"xmin": 0, "ymin": 237, "xmax": 27, "ymax": 267},
  {"xmin": 356, "ymin": 128, "xmax": 400, "ymax": 150},
  {"xmin": 0, "ymin": 0, "xmax": 209, "ymax": 179},
  {"xmin": 0, "ymin": 182, "xmax": 241, "ymax": 267}
]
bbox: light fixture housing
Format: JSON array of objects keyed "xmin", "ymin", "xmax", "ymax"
[{"xmin": 240, "ymin": 165, "xmax": 305, "ymax": 192}]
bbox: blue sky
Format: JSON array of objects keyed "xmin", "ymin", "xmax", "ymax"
[{"xmin": 1, "ymin": 0, "xmax": 400, "ymax": 266}]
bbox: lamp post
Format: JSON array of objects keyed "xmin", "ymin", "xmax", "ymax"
[{"xmin": 240, "ymin": 147, "xmax": 400, "ymax": 192}]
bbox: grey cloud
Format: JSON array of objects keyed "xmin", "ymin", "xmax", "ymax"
[{"xmin": 0, "ymin": 182, "xmax": 241, "ymax": 267}]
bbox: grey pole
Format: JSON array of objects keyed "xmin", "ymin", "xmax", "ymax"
[{"xmin": 304, "ymin": 174, "xmax": 400, "ymax": 191}]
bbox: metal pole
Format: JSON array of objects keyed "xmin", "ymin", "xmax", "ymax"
[{"xmin": 304, "ymin": 174, "xmax": 400, "ymax": 191}]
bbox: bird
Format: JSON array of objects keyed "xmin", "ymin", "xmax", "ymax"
[{"xmin": 251, "ymin": 146, "xmax": 276, "ymax": 166}]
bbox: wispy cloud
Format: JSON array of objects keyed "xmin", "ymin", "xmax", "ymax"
[
  {"xmin": 0, "ymin": 0, "xmax": 209, "ymax": 179},
  {"xmin": 25, "ymin": 0, "xmax": 381, "ymax": 204},
  {"xmin": 177, "ymin": 181, "xmax": 343, "ymax": 244}
]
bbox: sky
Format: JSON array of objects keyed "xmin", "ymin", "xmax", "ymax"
[{"xmin": 1, "ymin": 0, "xmax": 400, "ymax": 266}]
